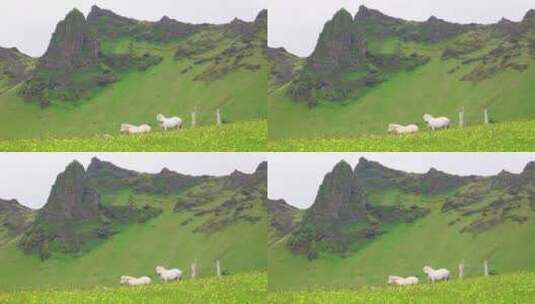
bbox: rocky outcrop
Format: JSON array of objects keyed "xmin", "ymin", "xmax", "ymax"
[
  {"xmin": 267, "ymin": 47, "xmax": 302, "ymax": 87},
  {"xmin": 268, "ymin": 199, "xmax": 300, "ymax": 239},
  {"xmin": 308, "ymin": 9, "xmax": 367, "ymax": 74},
  {"xmin": 39, "ymin": 161, "xmax": 101, "ymax": 225},
  {"xmin": 40, "ymin": 9, "xmax": 100, "ymax": 71},
  {"xmin": 0, "ymin": 47, "xmax": 34, "ymax": 85},
  {"xmin": 0, "ymin": 199, "xmax": 33, "ymax": 236}
]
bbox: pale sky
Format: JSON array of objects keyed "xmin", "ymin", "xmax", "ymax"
[
  {"xmin": 268, "ymin": 0, "xmax": 535, "ymax": 57},
  {"xmin": 268, "ymin": 153, "xmax": 535, "ymax": 209},
  {"xmin": 0, "ymin": 153, "xmax": 266, "ymax": 209},
  {"xmin": 0, "ymin": 0, "xmax": 266, "ymax": 57}
]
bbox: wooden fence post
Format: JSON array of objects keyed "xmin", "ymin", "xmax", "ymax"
[
  {"xmin": 216, "ymin": 109, "xmax": 222, "ymax": 126},
  {"xmin": 459, "ymin": 261, "xmax": 464, "ymax": 279},
  {"xmin": 216, "ymin": 260, "xmax": 221, "ymax": 277},
  {"xmin": 459, "ymin": 110, "xmax": 465, "ymax": 128},
  {"xmin": 191, "ymin": 260, "xmax": 197, "ymax": 279},
  {"xmin": 484, "ymin": 260, "xmax": 489, "ymax": 277},
  {"xmin": 484, "ymin": 109, "xmax": 489, "ymax": 125},
  {"xmin": 191, "ymin": 111, "xmax": 196, "ymax": 128}
]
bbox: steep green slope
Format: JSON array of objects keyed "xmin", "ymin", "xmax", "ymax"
[
  {"xmin": 0, "ymin": 7, "xmax": 267, "ymax": 140},
  {"xmin": 0, "ymin": 159, "xmax": 267, "ymax": 290},
  {"xmin": 269, "ymin": 6, "xmax": 535, "ymax": 140},
  {"xmin": 269, "ymin": 159, "xmax": 535, "ymax": 290}
]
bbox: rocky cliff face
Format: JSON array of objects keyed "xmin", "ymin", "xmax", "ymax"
[
  {"xmin": 288, "ymin": 6, "xmax": 432, "ymax": 106},
  {"xmin": 307, "ymin": 161, "xmax": 370, "ymax": 226},
  {"xmin": 0, "ymin": 47, "xmax": 34, "ymax": 86},
  {"xmin": 268, "ymin": 199, "xmax": 300, "ymax": 239},
  {"xmin": 39, "ymin": 161, "xmax": 101, "ymax": 225},
  {"xmin": 308, "ymin": 9, "xmax": 367, "ymax": 74},
  {"xmin": 41, "ymin": 9, "xmax": 100, "ymax": 72},
  {"xmin": 0, "ymin": 199, "xmax": 33, "ymax": 237}
]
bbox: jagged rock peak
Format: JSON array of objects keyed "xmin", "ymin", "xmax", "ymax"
[
  {"xmin": 255, "ymin": 161, "xmax": 267, "ymax": 175},
  {"xmin": 355, "ymin": 5, "xmax": 388, "ymax": 20},
  {"xmin": 41, "ymin": 7, "xmax": 100, "ymax": 70},
  {"xmin": 255, "ymin": 9, "xmax": 268, "ymax": 23},
  {"xmin": 522, "ymin": 161, "xmax": 535, "ymax": 175},
  {"xmin": 523, "ymin": 9, "xmax": 535, "ymax": 22}
]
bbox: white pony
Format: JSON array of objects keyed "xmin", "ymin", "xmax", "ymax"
[
  {"xmin": 388, "ymin": 124, "xmax": 419, "ymax": 135},
  {"xmin": 423, "ymin": 114, "xmax": 450, "ymax": 131},
  {"xmin": 388, "ymin": 275, "xmax": 419, "ymax": 286},
  {"xmin": 155, "ymin": 265, "xmax": 183, "ymax": 282},
  {"xmin": 157, "ymin": 114, "xmax": 182, "ymax": 131},
  {"xmin": 120, "ymin": 124, "xmax": 151, "ymax": 135},
  {"xmin": 120, "ymin": 275, "xmax": 152, "ymax": 286},
  {"xmin": 423, "ymin": 265, "xmax": 450, "ymax": 282}
]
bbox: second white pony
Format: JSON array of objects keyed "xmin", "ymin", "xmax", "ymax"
[
  {"xmin": 157, "ymin": 114, "xmax": 182, "ymax": 131},
  {"xmin": 155, "ymin": 265, "xmax": 182, "ymax": 282},
  {"xmin": 423, "ymin": 114, "xmax": 450, "ymax": 131},
  {"xmin": 423, "ymin": 265, "xmax": 450, "ymax": 282},
  {"xmin": 120, "ymin": 275, "xmax": 151, "ymax": 286}
]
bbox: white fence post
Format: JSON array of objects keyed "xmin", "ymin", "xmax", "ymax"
[
  {"xmin": 459, "ymin": 261, "xmax": 464, "ymax": 279},
  {"xmin": 191, "ymin": 111, "xmax": 196, "ymax": 128},
  {"xmin": 216, "ymin": 109, "xmax": 222, "ymax": 126},
  {"xmin": 484, "ymin": 260, "xmax": 489, "ymax": 277},
  {"xmin": 459, "ymin": 110, "xmax": 465, "ymax": 128},
  {"xmin": 191, "ymin": 260, "xmax": 197, "ymax": 279},
  {"xmin": 484, "ymin": 109, "xmax": 489, "ymax": 125},
  {"xmin": 216, "ymin": 260, "xmax": 221, "ymax": 277}
]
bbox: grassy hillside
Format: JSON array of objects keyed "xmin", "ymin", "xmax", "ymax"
[
  {"xmin": 0, "ymin": 120, "xmax": 266, "ymax": 152},
  {"xmin": 269, "ymin": 162, "xmax": 535, "ymax": 290},
  {"xmin": 0, "ymin": 202, "xmax": 266, "ymax": 290},
  {"xmin": 269, "ymin": 7, "xmax": 535, "ymax": 140},
  {"xmin": 0, "ymin": 9, "xmax": 267, "ymax": 141},
  {"xmin": 270, "ymin": 203, "xmax": 535, "ymax": 290},
  {"xmin": 268, "ymin": 271, "xmax": 535, "ymax": 304},
  {"xmin": 0, "ymin": 160, "xmax": 267, "ymax": 290},
  {"xmin": 0, "ymin": 272, "xmax": 266, "ymax": 304},
  {"xmin": 268, "ymin": 119, "xmax": 535, "ymax": 151}
]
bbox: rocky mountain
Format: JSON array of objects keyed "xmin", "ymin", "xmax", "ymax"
[
  {"xmin": 14, "ymin": 158, "xmax": 266, "ymax": 260},
  {"xmin": 267, "ymin": 199, "xmax": 300, "ymax": 241},
  {"xmin": 276, "ymin": 5, "xmax": 535, "ymax": 108},
  {"xmin": 41, "ymin": 9, "xmax": 100, "ymax": 72},
  {"xmin": 0, "ymin": 199, "xmax": 33, "ymax": 243},
  {"xmin": 15, "ymin": 5, "xmax": 265, "ymax": 108},
  {"xmin": 280, "ymin": 158, "xmax": 535, "ymax": 259},
  {"xmin": 267, "ymin": 47, "xmax": 303, "ymax": 89},
  {"xmin": 0, "ymin": 47, "xmax": 35, "ymax": 91},
  {"xmin": 287, "ymin": 159, "xmax": 429, "ymax": 259}
]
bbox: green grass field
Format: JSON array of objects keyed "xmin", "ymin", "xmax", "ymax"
[
  {"xmin": 267, "ymin": 272, "xmax": 535, "ymax": 304},
  {"xmin": 269, "ymin": 36, "xmax": 535, "ymax": 140},
  {"xmin": 268, "ymin": 119, "xmax": 535, "ymax": 151},
  {"xmin": 0, "ymin": 272, "xmax": 266, "ymax": 304},
  {"xmin": 0, "ymin": 120, "xmax": 266, "ymax": 151}
]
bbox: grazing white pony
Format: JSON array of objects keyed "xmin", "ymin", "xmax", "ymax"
[
  {"xmin": 423, "ymin": 265, "xmax": 450, "ymax": 282},
  {"xmin": 120, "ymin": 275, "xmax": 151, "ymax": 286},
  {"xmin": 388, "ymin": 275, "xmax": 419, "ymax": 286},
  {"xmin": 155, "ymin": 265, "xmax": 183, "ymax": 282},
  {"xmin": 388, "ymin": 124, "xmax": 419, "ymax": 135},
  {"xmin": 157, "ymin": 114, "xmax": 182, "ymax": 131},
  {"xmin": 423, "ymin": 114, "xmax": 450, "ymax": 131},
  {"xmin": 120, "ymin": 124, "xmax": 151, "ymax": 135}
]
